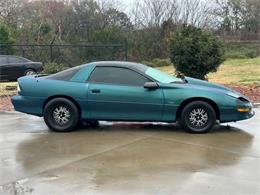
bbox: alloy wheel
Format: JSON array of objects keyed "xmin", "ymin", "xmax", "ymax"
[
  {"xmin": 188, "ymin": 108, "xmax": 209, "ymax": 127},
  {"xmin": 53, "ymin": 105, "xmax": 71, "ymax": 126}
]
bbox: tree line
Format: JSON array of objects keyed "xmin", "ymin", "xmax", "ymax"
[{"xmin": 0, "ymin": 0, "xmax": 259, "ymax": 61}]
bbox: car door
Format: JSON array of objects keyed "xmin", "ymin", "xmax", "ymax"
[
  {"xmin": 6, "ymin": 56, "xmax": 25, "ymax": 79},
  {"xmin": 87, "ymin": 66, "xmax": 164, "ymax": 121}
]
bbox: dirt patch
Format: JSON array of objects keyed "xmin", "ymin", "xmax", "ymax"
[
  {"xmin": 0, "ymin": 96, "xmax": 14, "ymax": 111},
  {"xmin": 226, "ymin": 84, "xmax": 260, "ymax": 102}
]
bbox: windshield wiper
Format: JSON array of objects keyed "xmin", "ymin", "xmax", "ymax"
[{"xmin": 176, "ymin": 74, "xmax": 188, "ymax": 83}]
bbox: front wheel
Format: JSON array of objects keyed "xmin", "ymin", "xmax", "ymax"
[
  {"xmin": 44, "ymin": 98, "xmax": 79, "ymax": 132},
  {"xmin": 181, "ymin": 101, "xmax": 216, "ymax": 133}
]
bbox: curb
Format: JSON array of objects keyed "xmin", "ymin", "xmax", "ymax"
[{"xmin": 254, "ymin": 103, "xmax": 260, "ymax": 108}]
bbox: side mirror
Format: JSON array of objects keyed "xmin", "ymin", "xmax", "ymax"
[{"xmin": 144, "ymin": 82, "xmax": 159, "ymax": 89}]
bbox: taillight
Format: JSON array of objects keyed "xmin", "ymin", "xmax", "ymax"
[{"xmin": 17, "ymin": 84, "xmax": 21, "ymax": 93}]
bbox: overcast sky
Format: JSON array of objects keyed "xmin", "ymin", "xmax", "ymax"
[
  {"xmin": 118, "ymin": 0, "xmax": 137, "ymax": 13},
  {"xmin": 122, "ymin": 0, "xmax": 136, "ymax": 8}
]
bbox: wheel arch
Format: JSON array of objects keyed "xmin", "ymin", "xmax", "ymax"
[
  {"xmin": 43, "ymin": 95, "xmax": 82, "ymax": 118},
  {"xmin": 25, "ymin": 67, "xmax": 36, "ymax": 72},
  {"xmin": 176, "ymin": 97, "xmax": 220, "ymax": 120}
]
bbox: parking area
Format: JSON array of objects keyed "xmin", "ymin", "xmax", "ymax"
[{"xmin": 0, "ymin": 109, "xmax": 260, "ymax": 195}]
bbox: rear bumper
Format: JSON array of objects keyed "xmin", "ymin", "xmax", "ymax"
[{"xmin": 11, "ymin": 95, "xmax": 45, "ymax": 116}]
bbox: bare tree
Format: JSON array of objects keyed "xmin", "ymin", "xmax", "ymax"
[
  {"xmin": 131, "ymin": 0, "xmax": 214, "ymax": 29},
  {"xmin": 131, "ymin": 0, "xmax": 178, "ymax": 28},
  {"xmin": 178, "ymin": 0, "xmax": 214, "ymax": 28},
  {"xmin": 213, "ymin": 0, "xmax": 259, "ymax": 39},
  {"xmin": 0, "ymin": 0, "xmax": 20, "ymax": 27}
]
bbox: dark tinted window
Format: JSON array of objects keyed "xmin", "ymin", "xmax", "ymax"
[
  {"xmin": 46, "ymin": 66, "xmax": 81, "ymax": 81},
  {"xmin": 0, "ymin": 56, "xmax": 8, "ymax": 65},
  {"xmin": 8, "ymin": 57, "xmax": 26, "ymax": 63},
  {"xmin": 88, "ymin": 66, "xmax": 150, "ymax": 86}
]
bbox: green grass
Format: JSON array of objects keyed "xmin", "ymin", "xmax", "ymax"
[
  {"xmin": 223, "ymin": 57, "xmax": 260, "ymax": 66},
  {"xmin": 208, "ymin": 57, "xmax": 260, "ymax": 85},
  {"xmin": 224, "ymin": 43, "xmax": 259, "ymax": 59}
]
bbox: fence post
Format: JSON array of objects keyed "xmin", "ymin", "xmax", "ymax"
[
  {"xmin": 50, "ymin": 45, "xmax": 53, "ymax": 62},
  {"xmin": 257, "ymin": 36, "xmax": 260, "ymax": 56},
  {"xmin": 124, "ymin": 39, "xmax": 128, "ymax": 61},
  {"xmin": 22, "ymin": 47, "xmax": 25, "ymax": 57}
]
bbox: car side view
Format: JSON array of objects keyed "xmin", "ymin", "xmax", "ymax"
[
  {"xmin": 11, "ymin": 61, "xmax": 254, "ymax": 133},
  {"xmin": 0, "ymin": 55, "xmax": 43, "ymax": 81}
]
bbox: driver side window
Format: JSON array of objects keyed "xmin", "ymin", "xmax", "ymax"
[{"xmin": 88, "ymin": 66, "xmax": 150, "ymax": 86}]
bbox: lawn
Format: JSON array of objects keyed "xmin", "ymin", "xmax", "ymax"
[
  {"xmin": 159, "ymin": 57, "xmax": 260, "ymax": 86},
  {"xmin": 0, "ymin": 82, "xmax": 17, "ymax": 96}
]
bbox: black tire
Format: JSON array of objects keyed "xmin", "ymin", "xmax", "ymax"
[
  {"xmin": 24, "ymin": 69, "xmax": 36, "ymax": 76},
  {"xmin": 180, "ymin": 101, "xmax": 216, "ymax": 133},
  {"xmin": 44, "ymin": 98, "xmax": 79, "ymax": 132}
]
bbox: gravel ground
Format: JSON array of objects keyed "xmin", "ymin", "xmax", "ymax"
[{"xmin": 0, "ymin": 96, "xmax": 14, "ymax": 111}]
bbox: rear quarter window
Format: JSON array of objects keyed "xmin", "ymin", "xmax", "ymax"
[
  {"xmin": 46, "ymin": 66, "xmax": 81, "ymax": 81},
  {"xmin": 8, "ymin": 57, "xmax": 25, "ymax": 63},
  {"xmin": 0, "ymin": 56, "xmax": 8, "ymax": 65}
]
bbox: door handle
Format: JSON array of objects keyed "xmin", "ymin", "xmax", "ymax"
[{"xmin": 91, "ymin": 89, "xmax": 101, "ymax": 93}]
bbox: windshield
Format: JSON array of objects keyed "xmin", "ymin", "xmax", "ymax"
[{"xmin": 145, "ymin": 67, "xmax": 183, "ymax": 83}]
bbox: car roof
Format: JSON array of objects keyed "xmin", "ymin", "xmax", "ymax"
[
  {"xmin": 0, "ymin": 55, "xmax": 29, "ymax": 59},
  {"xmin": 0, "ymin": 55, "xmax": 21, "ymax": 57},
  {"xmin": 90, "ymin": 61, "xmax": 149, "ymax": 73}
]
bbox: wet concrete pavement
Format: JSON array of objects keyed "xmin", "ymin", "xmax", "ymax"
[{"xmin": 0, "ymin": 109, "xmax": 259, "ymax": 195}]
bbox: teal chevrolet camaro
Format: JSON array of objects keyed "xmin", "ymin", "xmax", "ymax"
[{"xmin": 11, "ymin": 61, "xmax": 254, "ymax": 133}]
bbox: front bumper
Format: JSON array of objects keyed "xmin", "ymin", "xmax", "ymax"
[
  {"xmin": 220, "ymin": 101, "xmax": 255, "ymax": 122},
  {"xmin": 11, "ymin": 95, "xmax": 45, "ymax": 116}
]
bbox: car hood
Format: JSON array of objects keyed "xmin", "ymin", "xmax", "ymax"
[
  {"xmin": 185, "ymin": 77, "xmax": 250, "ymax": 99},
  {"xmin": 160, "ymin": 76, "xmax": 248, "ymax": 100},
  {"xmin": 185, "ymin": 77, "xmax": 230, "ymax": 91}
]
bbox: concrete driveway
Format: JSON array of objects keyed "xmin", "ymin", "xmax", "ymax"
[{"xmin": 0, "ymin": 109, "xmax": 259, "ymax": 195}]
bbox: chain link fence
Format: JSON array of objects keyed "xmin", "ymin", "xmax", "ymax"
[
  {"xmin": 0, "ymin": 42, "xmax": 128, "ymax": 67},
  {"xmin": 0, "ymin": 42, "xmax": 128, "ymax": 96}
]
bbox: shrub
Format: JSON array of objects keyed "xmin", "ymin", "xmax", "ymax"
[
  {"xmin": 152, "ymin": 58, "xmax": 172, "ymax": 67},
  {"xmin": 0, "ymin": 23, "xmax": 15, "ymax": 55},
  {"xmin": 170, "ymin": 26, "xmax": 225, "ymax": 80},
  {"xmin": 141, "ymin": 60, "xmax": 155, "ymax": 67},
  {"xmin": 43, "ymin": 62, "xmax": 68, "ymax": 74},
  {"xmin": 141, "ymin": 58, "xmax": 172, "ymax": 67}
]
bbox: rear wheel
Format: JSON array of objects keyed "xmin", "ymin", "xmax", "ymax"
[
  {"xmin": 181, "ymin": 101, "xmax": 216, "ymax": 133},
  {"xmin": 44, "ymin": 98, "xmax": 79, "ymax": 132},
  {"xmin": 24, "ymin": 69, "xmax": 36, "ymax": 76}
]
